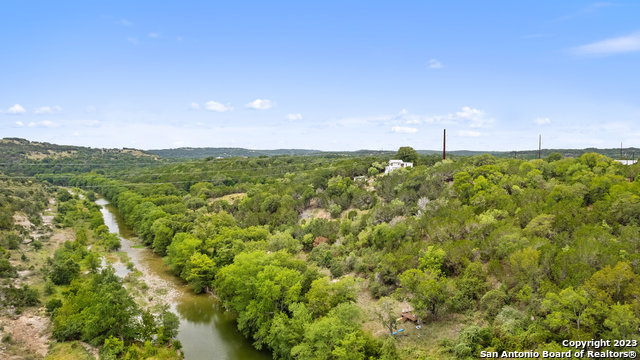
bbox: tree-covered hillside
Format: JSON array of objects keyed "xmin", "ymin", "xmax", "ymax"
[
  {"xmin": 0, "ymin": 138, "xmax": 163, "ymax": 176},
  {"xmin": 3, "ymin": 140, "xmax": 640, "ymax": 359},
  {"xmin": 40, "ymin": 149, "xmax": 639, "ymax": 359}
]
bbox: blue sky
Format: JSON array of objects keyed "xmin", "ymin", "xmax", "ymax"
[{"xmin": 2, "ymin": 1, "xmax": 639, "ymax": 151}]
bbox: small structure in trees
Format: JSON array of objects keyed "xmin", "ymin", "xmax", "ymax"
[
  {"xmin": 401, "ymin": 310, "xmax": 418, "ymax": 323},
  {"xmin": 384, "ymin": 160, "xmax": 413, "ymax": 174},
  {"xmin": 313, "ymin": 236, "xmax": 329, "ymax": 247},
  {"xmin": 614, "ymin": 159, "xmax": 637, "ymax": 165}
]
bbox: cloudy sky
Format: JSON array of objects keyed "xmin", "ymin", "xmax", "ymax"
[{"xmin": 2, "ymin": 1, "xmax": 639, "ymax": 151}]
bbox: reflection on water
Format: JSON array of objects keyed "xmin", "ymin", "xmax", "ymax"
[{"xmin": 95, "ymin": 199, "xmax": 271, "ymax": 360}]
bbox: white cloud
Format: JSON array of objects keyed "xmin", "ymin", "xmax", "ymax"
[
  {"xmin": 205, "ymin": 100, "xmax": 233, "ymax": 112},
  {"xmin": 396, "ymin": 107, "xmax": 494, "ymax": 128},
  {"xmin": 34, "ymin": 105, "xmax": 62, "ymax": 115},
  {"xmin": 534, "ymin": 117, "xmax": 551, "ymax": 125},
  {"xmin": 455, "ymin": 106, "xmax": 494, "ymax": 128},
  {"xmin": 6, "ymin": 104, "xmax": 26, "ymax": 114},
  {"xmin": 246, "ymin": 99, "xmax": 274, "ymax": 110},
  {"xmin": 127, "ymin": 37, "xmax": 138, "ymax": 45},
  {"xmin": 85, "ymin": 105, "xmax": 96, "ymax": 113},
  {"xmin": 428, "ymin": 58, "xmax": 443, "ymax": 69},
  {"xmin": 177, "ymin": 36, "xmax": 183, "ymax": 42},
  {"xmin": 27, "ymin": 120, "xmax": 57, "ymax": 128},
  {"xmin": 392, "ymin": 126, "xmax": 418, "ymax": 134},
  {"xmin": 148, "ymin": 32, "xmax": 160, "ymax": 38},
  {"xmin": 190, "ymin": 102, "xmax": 200, "ymax": 110},
  {"xmin": 574, "ymin": 32, "xmax": 640, "ymax": 56},
  {"xmin": 458, "ymin": 130, "xmax": 482, "ymax": 137},
  {"xmin": 285, "ymin": 113, "xmax": 302, "ymax": 121},
  {"xmin": 15, "ymin": 121, "xmax": 24, "ymax": 127}
]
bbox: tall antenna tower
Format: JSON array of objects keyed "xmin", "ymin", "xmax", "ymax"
[
  {"xmin": 443, "ymin": 129, "xmax": 446, "ymax": 160},
  {"xmin": 538, "ymin": 135, "xmax": 541, "ymax": 159}
]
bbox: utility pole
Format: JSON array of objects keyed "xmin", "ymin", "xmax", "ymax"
[
  {"xmin": 538, "ymin": 135, "xmax": 541, "ymax": 159},
  {"xmin": 443, "ymin": 129, "xmax": 446, "ymax": 160}
]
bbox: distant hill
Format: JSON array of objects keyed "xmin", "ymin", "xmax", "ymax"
[
  {"xmin": 486, "ymin": 148, "xmax": 640, "ymax": 160},
  {"xmin": 3, "ymin": 137, "xmax": 638, "ymax": 168},
  {"xmin": 418, "ymin": 148, "xmax": 640, "ymax": 160},
  {"xmin": 0, "ymin": 138, "xmax": 161, "ymax": 176},
  {"xmin": 148, "ymin": 146, "xmax": 640, "ymax": 160},
  {"xmin": 146, "ymin": 147, "xmax": 324, "ymax": 159},
  {"xmin": 146, "ymin": 147, "xmax": 409, "ymax": 159}
]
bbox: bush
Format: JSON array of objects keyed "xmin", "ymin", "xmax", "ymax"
[
  {"xmin": 5, "ymin": 285, "xmax": 40, "ymax": 307},
  {"xmin": 329, "ymin": 204, "xmax": 342, "ymax": 218},
  {"xmin": 480, "ymin": 288, "xmax": 507, "ymax": 319},
  {"xmin": 102, "ymin": 233, "xmax": 121, "ymax": 252},
  {"xmin": 2, "ymin": 232, "xmax": 21, "ymax": 250},
  {"xmin": 44, "ymin": 279, "xmax": 56, "ymax": 295},
  {"xmin": 330, "ymin": 257, "xmax": 345, "ymax": 278},
  {"xmin": 100, "ymin": 335, "xmax": 124, "ymax": 360},
  {"xmin": 46, "ymin": 298, "xmax": 63, "ymax": 315},
  {"xmin": 0, "ymin": 258, "xmax": 17, "ymax": 278}
]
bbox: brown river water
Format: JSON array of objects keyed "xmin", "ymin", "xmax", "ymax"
[{"xmin": 95, "ymin": 199, "xmax": 271, "ymax": 360}]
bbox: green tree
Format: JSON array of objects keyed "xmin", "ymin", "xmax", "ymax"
[
  {"xmin": 291, "ymin": 304, "xmax": 371, "ymax": 360},
  {"xmin": 396, "ymin": 146, "xmax": 418, "ymax": 164},
  {"xmin": 158, "ymin": 309, "xmax": 180, "ymax": 344},
  {"xmin": 151, "ymin": 217, "xmax": 174, "ymax": 255},
  {"xmin": 100, "ymin": 335, "xmax": 124, "ymax": 360},
  {"xmin": 546, "ymin": 152, "xmax": 562, "ymax": 162},
  {"xmin": 266, "ymin": 302, "xmax": 311, "ymax": 360},
  {"xmin": 166, "ymin": 233, "xmax": 202, "ymax": 275},
  {"xmin": 374, "ymin": 296, "xmax": 399, "ymax": 335},
  {"xmin": 398, "ymin": 268, "xmax": 448, "ymax": 320},
  {"xmin": 183, "ymin": 252, "xmax": 215, "ymax": 293},
  {"xmin": 603, "ymin": 304, "xmax": 640, "ymax": 339},
  {"xmin": 542, "ymin": 287, "xmax": 590, "ymax": 336}
]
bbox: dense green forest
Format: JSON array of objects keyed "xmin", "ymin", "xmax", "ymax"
[{"xmin": 2, "ymin": 139, "xmax": 640, "ymax": 359}]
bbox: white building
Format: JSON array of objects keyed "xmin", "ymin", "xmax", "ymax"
[
  {"xmin": 385, "ymin": 159, "xmax": 413, "ymax": 174},
  {"xmin": 615, "ymin": 159, "xmax": 638, "ymax": 165}
]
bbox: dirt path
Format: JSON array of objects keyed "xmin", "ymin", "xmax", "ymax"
[{"xmin": 0, "ymin": 310, "xmax": 50, "ymax": 359}]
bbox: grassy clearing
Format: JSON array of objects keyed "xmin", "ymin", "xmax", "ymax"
[
  {"xmin": 208, "ymin": 192, "xmax": 247, "ymax": 204},
  {"xmin": 44, "ymin": 342, "xmax": 95, "ymax": 360},
  {"xmin": 395, "ymin": 312, "xmax": 482, "ymax": 359},
  {"xmin": 354, "ymin": 281, "xmax": 477, "ymax": 360}
]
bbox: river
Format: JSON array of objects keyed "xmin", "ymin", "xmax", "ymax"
[{"xmin": 95, "ymin": 198, "xmax": 272, "ymax": 360}]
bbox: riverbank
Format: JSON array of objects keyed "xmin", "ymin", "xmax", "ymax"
[{"xmin": 95, "ymin": 198, "xmax": 272, "ymax": 360}]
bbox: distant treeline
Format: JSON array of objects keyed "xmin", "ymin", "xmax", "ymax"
[{"xmin": 3, "ymin": 137, "xmax": 638, "ymax": 163}]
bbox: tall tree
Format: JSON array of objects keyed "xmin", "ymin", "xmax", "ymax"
[{"xmin": 396, "ymin": 146, "xmax": 418, "ymax": 164}]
